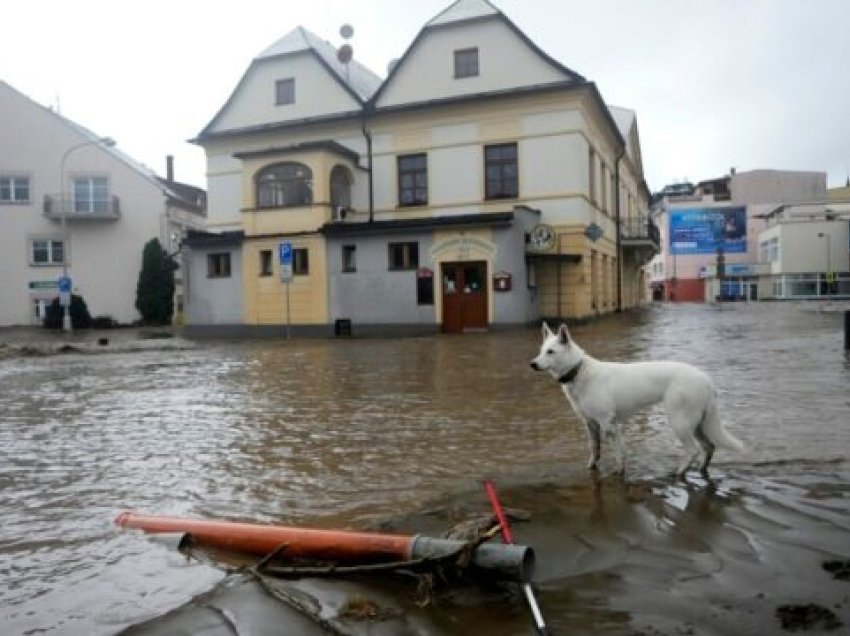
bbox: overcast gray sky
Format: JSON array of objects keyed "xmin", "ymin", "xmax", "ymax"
[{"xmin": 3, "ymin": 0, "xmax": 848, "ymax": 191}]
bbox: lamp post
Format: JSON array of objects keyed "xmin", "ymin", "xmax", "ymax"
[{"xmin": 59, "ymin": 136, "xmax": 115, "ymax": 331}]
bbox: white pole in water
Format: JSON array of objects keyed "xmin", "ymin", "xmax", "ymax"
[{"xmin": 484, "ymin": 480, "xmax": 547, "ymax": 635}]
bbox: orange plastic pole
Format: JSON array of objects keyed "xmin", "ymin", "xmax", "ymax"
[{"xmin": 115, "ymin": 511, "xmax": 414, "ymax": 564}]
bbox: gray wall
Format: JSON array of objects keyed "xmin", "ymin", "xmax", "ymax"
[
  {"xmin": 327, "ymin": 231, "xmax": 436, "ymax": 325},
  {"xmin": 185, "ymin": 244, "xmax": 244, "ymax": 326},
  {"xmin": 491, "ymin": 207, "xmax": 540, "ymax": 325}
]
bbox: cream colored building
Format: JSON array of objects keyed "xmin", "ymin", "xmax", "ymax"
[
  {"xmin": 187, "ymin": 0, "xmax": 655, "ymax": 335},
  {"xmin": 0, "ymin": 81, "xmax": 205, "ymax": 327}
]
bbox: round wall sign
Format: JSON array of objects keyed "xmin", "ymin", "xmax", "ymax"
[{"xmin": 529, "ymin": 224, "xmax": 555, "ymax": 251}]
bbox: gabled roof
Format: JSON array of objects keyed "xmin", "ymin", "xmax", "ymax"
[
  {"xmin": 608, "ymin": 106, "xmax": 635, "ymax": 140},
  {"xmin": 369, "ymin": 0, "xmax": 585, "ymax": 108},
  {"xmin": 257, "ymin": 27, "xmax": 381, "ymax": 102},
  {"xmin": 425, "ymin": 0, "xmax": 499, "ymax": 27},
  {"xmin": 196, "ymin": 26, "xmax": 381, "ymax": 142},
  {"xmin": 0, "ymin": 80, "xmax": 197, "ymax": 202}
]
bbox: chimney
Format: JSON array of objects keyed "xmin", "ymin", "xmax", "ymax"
[{"xmin": 166, "ymin": 155, "xmax": 174, "ymax": 182}]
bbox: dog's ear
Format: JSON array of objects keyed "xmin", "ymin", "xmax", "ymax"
[
  {"xmin": 541, "ymin": 321, "xmax": 553, "ymax": 339},
  {"xmin": 557, "ymin": 324, "xmax": 570, "ymax": 345}
]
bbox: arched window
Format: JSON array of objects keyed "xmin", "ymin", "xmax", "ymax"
[
  {"xmin": 256, "ymin": 162, "xmax": 313, "ymax": 208},
  {"xmin": 330, "ymin": 165, "xmax": 352, "ymax": 209}
]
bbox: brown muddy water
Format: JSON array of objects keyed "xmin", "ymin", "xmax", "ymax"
[{"xmin": 1, "ymin": 303, "xmax": 849, "ymax": 635}]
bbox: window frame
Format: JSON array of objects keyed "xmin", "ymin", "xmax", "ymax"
[
  {"xmin": 207, "ymin": 252, "xmax": 232, "ymax": 278},
  {"xmin": 388, "ymin": 242, "xmax": 419, "ymax": 271},
  {"xmin": 72, "ymin": 175, "xmax": 109, "ymax": 214},
  {"xmin": 454, "ymin": 47, "xmax": 479, "ymax": 78},
  {"xmin": 293, "ymin": 248, "xmax": 309, "ymax": 276},
  {"xmin": 397, "ymin": 153, "xmax": 428, "ymax": 207},
  {"xmin": 259, "ymin": 249, "xmax": 273, "ymax": 277},
  {"xmin": 484, "ymin": 143, "xmax": 518, "ymax": 200},
  {"xmin": 275, "ymin": 78, "xmax": 295, "ymax": 105},
  {"xmin": 0, "ymin": 175, "xmax": 31, "ymax": 204},
  {"xmin": 342, "ymin": 244, "xmax": 357, "ymax": 273},
  {"xmin": 256, "ymin": 162, "xmax": 313, "ymax": 209},
  {"xmin": 30, "ymin": 238, "xmax": 65, "ymax": 265}
]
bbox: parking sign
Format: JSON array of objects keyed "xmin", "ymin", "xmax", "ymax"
[{"xmin": 278, "ymin": 242, "xmax": 293, "ymax": 281}]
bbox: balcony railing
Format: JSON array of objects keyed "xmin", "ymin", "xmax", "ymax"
[
  {"xmin": 621, "ymin": 215, "xmax": 660, "ymax": 247},
  {"xmin": 43, "ymin": 194, "xmax": 121, "ymax": 221}
]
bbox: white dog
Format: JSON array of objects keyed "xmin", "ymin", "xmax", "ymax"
[{"xmin": 530, "ymin": 322, "xmax": 743, "ymax": 478}]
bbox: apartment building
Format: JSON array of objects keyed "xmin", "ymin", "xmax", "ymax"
[{"xmin": 0, "ymin": 80, "xmax": 205, "ymax": 326}]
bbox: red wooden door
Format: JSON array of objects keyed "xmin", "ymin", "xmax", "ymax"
[{"xmin": 441, "ymin": 261, "xmax": 488, "ymax": 333}]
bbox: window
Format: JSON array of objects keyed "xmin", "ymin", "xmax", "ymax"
[
  {"xmin": 259, "ymin": 249, "xmax": 273, "ymax": 277},
  {"xmin": 330, "ymin": 165, "xmax": 352, "ymax": 209},
  {"xmin": 588, "ymin": 148, "xmax": 596, "ymax": 204},
  {"xmin": 207, "ymin": 253, "xmax": 231, "ymax": 278},
  {"xmin": 275, "ymin": 78, "xmax": 295, "ymax": 105},
  {"xmin": 31, "ymin": 239, "xmax": 64, "ymax": 265},
  {"xmin": 342, "ymin": 245, "xmax": 356, "ymax": 273},
  {"xmin": 398, "ymin": 154, "xmax": 427, "ymax": 206},
  {"xmin": 600, "ymin": 164, "xmax": 608, "ymax": 213},
  {"xmin": 417, "ymin": 274, "xmax": 434, "ymax": 305},
  {"xmin": 454, "ymin": 47, "xmax": 479, "ymax": 78},
  {"xmin": 73, "ymin": 176, "xmax": 109, "ymax": 214},
  {"xmin": 293, "ymin": 248, "xmax": 309, "ymax": 275},
  {"xmin": 388, "ymin": 242, "xmax": 418, "ymax": 270},
  {"xmin": 1, "ymin": 176, "xmax": 30, "ymax": 203},
  {"xmin": 257, "ymin": 162, "xmax": 313, "ymax": 208},
  {"xmin": 484, "ymin": 143, "xmax": 518, "ymax": 199}
]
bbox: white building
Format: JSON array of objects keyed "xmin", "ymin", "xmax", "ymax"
[
  {"xmin": 756, "ymin": 202, "xmax": 850, "ymax": 299},
  {"xmin": 186, "ymin": 0, "xmax": 656, "ymax": 335},
  {"xmin": 0, "ymin": 80, "xmax": 206, "ymax": 327}
]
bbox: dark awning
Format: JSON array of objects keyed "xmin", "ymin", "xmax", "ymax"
[{"xmin": 321, "ymin": 212, "xmax": 514, "ymax": 237}]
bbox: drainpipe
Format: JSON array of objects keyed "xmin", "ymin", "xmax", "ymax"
[
  {"xmin": 614, "ymin": 148, "xmax": 626, "ymax": 312},
  {"xmin": 361, "ymin": 111, "xmax": 374, "ymax": 223}
]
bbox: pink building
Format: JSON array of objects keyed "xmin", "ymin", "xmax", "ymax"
[{"xmin": 649, "ymin": 170, "xmax": 827, "ymax": 302}]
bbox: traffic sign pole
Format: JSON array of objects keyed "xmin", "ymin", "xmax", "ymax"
[{"xmin": 279, "ymin": 243, "xmax": 294, "ymax": 339}]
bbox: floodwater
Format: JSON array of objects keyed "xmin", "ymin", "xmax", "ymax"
[{"xmin": 1, "ymin": 303, "xmax": 849, "ymax": 635}]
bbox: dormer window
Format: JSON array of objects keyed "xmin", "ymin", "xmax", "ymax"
[
  {"xmin": 454, "ymin": 48, "xmax": 479, "ymax": 78},
  {"xmin": 275, "ymin": 78, "xmax": 295, "ymax": 105}
]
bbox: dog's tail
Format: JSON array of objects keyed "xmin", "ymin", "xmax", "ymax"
[{"xmin": 701, "ymin": 392, "xmax": 745, "ymax": 451}]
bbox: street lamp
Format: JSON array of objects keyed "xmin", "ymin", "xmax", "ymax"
[
  {"xmin": 817, "ymin": 231, "xmax": 831, "ymax": 296},
  {"xmin": 59, "ymin": 136, "xmax": 115, "ymax": 331}
]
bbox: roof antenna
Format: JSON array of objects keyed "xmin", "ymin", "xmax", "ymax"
[{"xmin": 337, "ymin": 24, "xmax": 354, "ymax": 82}]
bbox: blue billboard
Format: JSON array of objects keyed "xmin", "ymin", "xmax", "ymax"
[{"xmin": 669, "ymin": 207, "xmax": 747, "ymax": 255}]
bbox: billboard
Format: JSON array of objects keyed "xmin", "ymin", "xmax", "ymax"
[{"xmin": 669, "ymin": 207, "xmax": 747, "ymax": 255}]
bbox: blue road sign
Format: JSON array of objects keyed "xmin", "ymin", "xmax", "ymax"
[
  {"xmin": 58, "ymin": 276, "xmax": 72, "ymax": 293},
  {"xmin": 279, "ymin": 242, "xmax": 293, "ymax": 281}
]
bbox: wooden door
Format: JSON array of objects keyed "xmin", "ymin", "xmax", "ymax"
[{"xmin": 441, "ymin": 261, "xmax": 488, "ymax": 333}]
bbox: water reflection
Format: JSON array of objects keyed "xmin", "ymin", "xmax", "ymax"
[{"xmin": 1, "ymin": 303, "xmax": 848, "ymax": 634}]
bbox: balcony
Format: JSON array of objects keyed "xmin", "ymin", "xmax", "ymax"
[
  {"xmin": 621, "ymin": 215, "xmax": 660, "ymax": 263},
  {"xmin": 43, "ymin": 194, "xmax": 121, "ymax": 221}
]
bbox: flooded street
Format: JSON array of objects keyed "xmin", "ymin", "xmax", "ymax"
[{"xmin": 1, "ymin": 303, "xmax": 849, "ymax": 634}]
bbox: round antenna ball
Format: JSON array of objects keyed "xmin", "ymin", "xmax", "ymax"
[{"xmin": 337, "ymin": 43, "xmax": 353, "ymax": 64}]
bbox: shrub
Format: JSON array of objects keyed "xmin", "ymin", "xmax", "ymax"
[
  {"xmin": 135, "ymin": 238, "xmax": 177, "ymax": 326},
  {"xmin": 43, "ymin": 295, "xmax": 92, "ymax": 330}
]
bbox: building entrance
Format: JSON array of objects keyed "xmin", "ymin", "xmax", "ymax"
[{"xmin": 441, "ymin": 261, "xmax": 488, "ymax": 333}]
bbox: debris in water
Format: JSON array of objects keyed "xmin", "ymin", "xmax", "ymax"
[{"xmin": 776, "ymin": 603, "xmax": 843, "ymax": 631}]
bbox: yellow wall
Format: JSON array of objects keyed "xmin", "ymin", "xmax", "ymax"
[{"xmin": 242, "ymin": 235, "xmax": 328, "ymax": 325}]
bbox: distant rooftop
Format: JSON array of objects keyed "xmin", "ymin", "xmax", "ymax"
[
  {"xmin": 257, "ymin": 26, "xmax": 382, "ymax": 102},
  {"xmin": 425, "ymin": 0, "xmax": 500, "ymax": 27}
]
